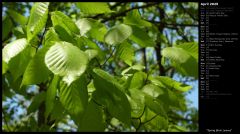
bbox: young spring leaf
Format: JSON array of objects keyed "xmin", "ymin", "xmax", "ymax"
[
  {"xmin": 104, "ymin": 24, "xmax": 132, "ymax": 45},
  {"xmin": 115, "ymin": 41, "xmax": 134, "ymax": 66},
  {"xmin": 92, "ymin": 68, "xmax": 131, "ymax": 126},
  {"xmin": 129, "ymin": 26, "xmax": 155, "ymax": 47},
  {"xmin": 124, "ymin": 9, "xmax": 152, "ymax": 27},
  {"xmin": 7, "ymin": 9, "xmax": 28, "ymax": 25},
  {"xmin": 161, "ymin": 43, "xmax": 198, "ymax": 78},
  {"xmin": 3, "ymin": 38, "xmax": 28, "ymax": 63},
  {"xmin": 59, "ymin": 75, "xmax": 88, "ymax": 125},
  {"xmin": 44, "ymin": 41, "xmax": 88, "ymax": 85},
  {"xmin": 150, "ymin": 76, "xmax": 192, "ymax": 92},
  {"xmin": 76, "ymin": 2, "xmax": 112, "ymax": 14},
  {"xmin": 27, "ymin": 2, "xmax": 49, "ymax": 41}
]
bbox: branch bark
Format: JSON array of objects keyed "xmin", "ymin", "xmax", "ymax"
[
  {"xmin": 155, "ymin": 5, "xmax": 166, "ymax": 76},
  {"xmin": 141, "ymin": 48, "xmax": 147, "ymax": 73},
  {"xmin": 90, "ymin": 3, "xmax": 157, "ymax": 23}
]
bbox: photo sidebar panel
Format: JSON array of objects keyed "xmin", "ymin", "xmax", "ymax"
[{"xmin": 199, "ymin": 1, "xmax": 239, "ymax": 133}]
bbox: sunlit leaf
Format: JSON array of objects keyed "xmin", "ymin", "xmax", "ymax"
[
  {"xmin": 124, "ymin": 9, "xmax": 152, "ymax": 27},
  {"xmin": 161, "ymin": 43, "xmax": 198, "ymax": 78},
  {"xmin": 76, "ymin": 2, "xmax": 112, "ymax": 14},
  {"xmin": 59, "ymin": 75, "xmax": 88, "ymax": 125},
  {"xmin": 44, "ymin": 41, "xmax": 88, "ymax": 85},
  {"xmin": 27, "ymin": 2, "xmax": 49, "ymax": 41},
  {"xmin": 104, "ymin": 24, "xmax": 132, "ymax": 45},
  {"xmin": 115, "ymin": 41, "xmax": 134, "ymax": 66},
  {"xmin": 3, "ymin": 38, "xmax": 27, "ymax": 63}
]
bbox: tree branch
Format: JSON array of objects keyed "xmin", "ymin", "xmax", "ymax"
[
  {"xmin": 98, "ymin": 2, "xmax": 157, "ymax": 23},
  {"xmin": 178, "ymin": 3, "xmax": 198, "ymax": 22},
  {"xmin": 154, "ymin": 5, "xmax": 166, "ymax": 76},
  {"xmin": 141, "ymin": 48, "xmax": 147, "ymax": 73},
  {"xmin": 148, "ymin": 20, "xmax": 198, "ymax": 28}
]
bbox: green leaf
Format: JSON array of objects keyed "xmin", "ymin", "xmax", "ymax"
[
  {"xmin": 7, "ymin": 9, "xmax": 28, "ymax": 25},
  {"xmin": 149, "ymin": 77, "xmax": 187, "ymax": 109},
  {"xmin": 45, "ymin": 76, "xmax": 60, "ymax": 121},
  {"xmin": 104, "ymin": 24, "xmax": 132, "ymax": 45},
  {"xmin": 144, "ymin": 94, "xmax": 168, "ymax": 118},
  {"xmin": 75, "ymin": 18, "xmax": 108, "ymax": 42},
  {"xmin": 2, "ymin": 61, "xmax": 8, "ymax": 75},
  {"xmin": 141, "ymin": 108, "xmax": 168, "ymax": 131},
  {"xmin": 121, "ymin": 64, "xmax": 145, "ymax": 76},
  {"xmin": 21, "ymin": 47, "xmax": 50, "ymax": 86},
  {"xmin": 8, "ymin": 46, "xmax": 33, "ymax": 81},
  {"xmin": 129, "ymin": 71, "xmax": 147, "ymax": 90},
  {"xmin": 79, "ymin": 100, "xmax": 105, "ymax": 132},
  {"xmin": 129, "ymin": 26, "xmax": 155, "ymax": 47},
  {"xmin": 44, "ymin": 41, "xmax": 89, "ymax": 85},
  {"xmin": 13, "ymin": 26, "xmax": 26, "ymax": 39},
  {"xmin": 151, "ymin": 76, "xmax": 192, "ymax": 92},
  {"xmin": 75, "ymin": 18, "xmax": 94, "ymax": 36},
  {"xmin": 27, "ymin": 91, "xmax": 46, "ymax": 114},
  {"xmin": 115, "ymin": 41, "xmax": 134, "ymax": 66},
  {"xmin": 88, "ymin": 21, "xmax": 107, "ymax": 42},
  {"xmin": 127, "ymin": 89, "xmax": 145, "ymax": 118},
  {"xmin": 161, "ymin": 44, "xmax": 198, "ymax": 78},
  {"xmin": 22, "ymin": 29, "xmax": 60, "ymax": 86},
  {"xmin": 176, "ymin": 42, "xmax": 198, "ymax": 60},
  {"xmin": 76, "ymin": 2, "xmax": 112, "ymax": 14},
  {"xmin": 27, "ymin": 2, "xmax": 49, "ymax": 41},
  {"xmin": 124, "ymin": 9, "xmax": 152, "ymax": 27},
  {"xmin": 84, "ymin": 49, "xmax": 98, "ymax": 61},
  {"xmin": 92, "ymin": 68, "xmax": 131, "ymax": 126},
  {"xmin": 49, "ymin": 100, "xmax": 65, "ymax": 123},
  {"xmin": 43, "ymin": 27, "xmax": 60, "ymax": 47},
  {"xmin": 142, "ymin": 84, "xmax": 164, "ymax": 98},
  {"xmin": 2, "ymin": 16, "xmax": 13, "ymax": 41},
  {"xmin": 59, "ymin": 75, "xmax": 88, "ymax": 125},
  {"xmin": 3, "ymin": 38, "xmax": 28, "ymax": 63},
  {"xmin": 51, "ymin": 11, "xmax": 80, "ymax": 35}
]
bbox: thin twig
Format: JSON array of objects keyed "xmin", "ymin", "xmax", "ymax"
[
  {"xmin": 141, "ymin": 113, "xmax": 160, "ymax": 125},
  {"xmin": 101, "ymin": 47, "xmax": 116, "ymax": 67}
]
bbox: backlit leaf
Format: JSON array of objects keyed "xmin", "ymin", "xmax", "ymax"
[{"xmin": 44, "ymin": 41, "xmax": 89, "ymax": 85}]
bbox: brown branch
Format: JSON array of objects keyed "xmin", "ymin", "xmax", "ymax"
[
  {"xmin": 148, "ymin": 20, "xmax": 198, "ymax": 27},
  {"xmin": 178, "ymin": 3, "xmax": 198, "ymax": 22},
  {"xmin": 98, "ymin": 2, "xmax": 157, "ymax": 23},
  {"xmin": 141, "ymin": 48, "xmax": 147, "ymax": 73},
  {"xmin": 155, "ymin": 5, "xmax": 166, "ymax": 76},
  {"xmin": 38, "ymin": 83, "xmax": 47, "ymax": 127}
]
